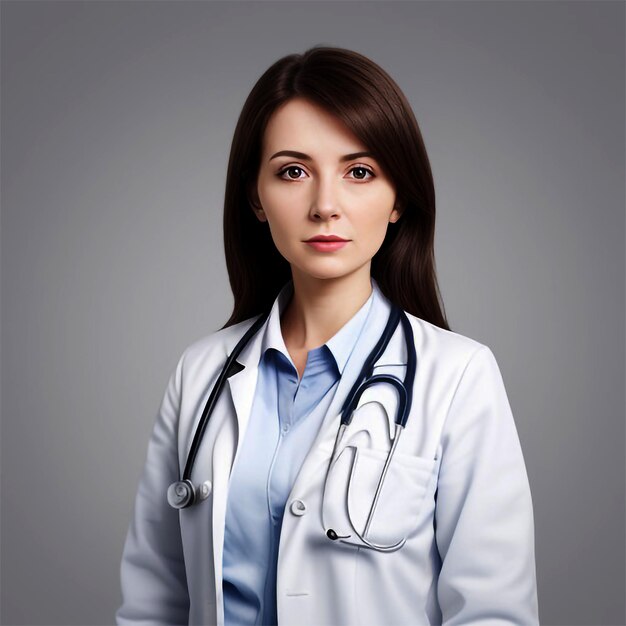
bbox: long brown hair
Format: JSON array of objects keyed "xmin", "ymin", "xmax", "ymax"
[{"xmin": 220, "ymin": 45, "xmax": 450, "ymax": 331}]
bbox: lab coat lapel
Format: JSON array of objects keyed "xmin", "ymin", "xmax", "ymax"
[
  {"xmin": 224, "ymin": 279, "xmax": 292, "ymax": 454},
  {"xmin": 226, "ymin": 361, "xmax": 260, "ymax": 455},
  {"xmin": 224, "ymin": 313, "xmax": 270, "ymax": 452}
]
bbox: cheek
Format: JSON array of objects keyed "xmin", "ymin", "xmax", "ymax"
[
  {"xmin": 269, "ymin": 208, "xmax": 299, "ymax": 239},
  {"xmin": 264, "ymin": 209, "xmax": 302, "ymax": 258},
  {"xmin": 355, "ymin": 209, "xmax": 392, "ymax": 247}
]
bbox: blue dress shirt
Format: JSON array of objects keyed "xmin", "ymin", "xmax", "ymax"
[{"xmin": 222, "ymin": 278, "xmax": 378, "ymax": 626}]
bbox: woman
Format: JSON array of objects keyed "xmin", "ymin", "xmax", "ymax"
[{"xmin": 116, "ymin": 46, "xmax": 539, "ymax": 625}]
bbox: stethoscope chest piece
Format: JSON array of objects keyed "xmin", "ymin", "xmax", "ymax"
[{"xmin": 167, "ymin": 479, "xmax": 195, "ymax": 509}]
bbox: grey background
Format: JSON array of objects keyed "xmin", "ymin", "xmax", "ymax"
[{"xmin": 1, "ymin": 1, "xmax": 624, "ymax": 625}]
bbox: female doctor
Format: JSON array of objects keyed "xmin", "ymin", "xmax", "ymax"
[{"xmin": 116, "ymin": 46, "xmax": 539, "ymax": 626}]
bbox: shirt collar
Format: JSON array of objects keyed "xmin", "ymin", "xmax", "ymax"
[{"xmin": 259, "ymin": 277, "xmax": 384, "ymax": 374}]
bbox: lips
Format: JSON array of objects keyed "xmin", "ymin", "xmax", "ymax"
[
  {"xmin": 305, "ymin": 238, "xmax": 349, "ymax": 252},
  {"xmin": 305, "ymin": 235, "xmax": 349, "ymax": 242}
]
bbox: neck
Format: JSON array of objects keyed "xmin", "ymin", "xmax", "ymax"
[{"xmin": 280, "ymin": 265, "xmax": 373, "ymax": 351}]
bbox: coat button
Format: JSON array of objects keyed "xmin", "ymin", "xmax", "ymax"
[
  {"xmin": 199, "ymin": 480, "xmax": 212, "ymax": 500},
  {"xmin": 290, "ymin": 499, "xmax": 307, "ymax": 516}
]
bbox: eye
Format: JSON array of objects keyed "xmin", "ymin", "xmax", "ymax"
[
  {"xmin": 277, "ymin": 165, "xmax": 307, "ymax": 181},
  {"xmin": 347, "ymin": 165, "xmax": 375, "ymax": 181}
]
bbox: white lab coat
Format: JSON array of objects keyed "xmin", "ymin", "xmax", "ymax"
[{"xmin": 116, "ymin": 295, "xmax": 539, "ymax": 625}]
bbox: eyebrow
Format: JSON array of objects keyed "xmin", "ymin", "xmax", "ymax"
[{"xmin": 269, "ymin": 150, "xmax": 375, "ymax": 162}]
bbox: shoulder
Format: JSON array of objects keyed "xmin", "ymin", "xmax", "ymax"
[
  {"xmin": 404, "ymin": 310, "xmax": 487, "ymax": 360},
  {"xmin": 402, "ymin": 310, "xmax": 498, "ymax": 379},
  {"xmin": 401, "ymin": 312, "xmax": 511, "ymax": 433}
]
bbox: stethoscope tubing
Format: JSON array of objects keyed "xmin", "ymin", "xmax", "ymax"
[
  {"xmin": 181, "ymin": 308, "xmax": 271, "ymax": 482},
  {"xmin": 340, "ymin": 303, "xmax": 416, "ymax": 428},
  {"xmin": 323, "ymin": 304, "xmax": 417, "ymax": 552}
]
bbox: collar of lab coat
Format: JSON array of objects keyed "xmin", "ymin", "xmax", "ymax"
[
  {"xmin": 232, "ymin": 276, "xmax": 406, "ymax": 372},
  {"xmin": 258, "ymin": 276, "xmax": 376, "ymax": 375}
]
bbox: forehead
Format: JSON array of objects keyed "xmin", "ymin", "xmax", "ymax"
[{"xmin": 262, "ymin": 97, "xmax": 368, "ymax": 156}]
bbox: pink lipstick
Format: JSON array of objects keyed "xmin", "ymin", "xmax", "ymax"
[{"xmin": 304, "ymin": 234, "xmax": 350, "ymax": 252}]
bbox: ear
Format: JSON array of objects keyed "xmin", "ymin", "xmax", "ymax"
[
  {"xmin": 390, "ymin": 198, "xmax": 405, "ymax": 224},
  {"xmin": 248, "ymin": 181, "xmax": 267, "ymax": 222}
]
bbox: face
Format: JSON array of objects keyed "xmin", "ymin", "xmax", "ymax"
[{"xmin": 252, "ymin": 97, "xmax": 401, "ymax": 282}]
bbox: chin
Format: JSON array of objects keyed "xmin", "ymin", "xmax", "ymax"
[{"xmin": 293, "ymin": 262, "xmax": 362, "ymax": 282}]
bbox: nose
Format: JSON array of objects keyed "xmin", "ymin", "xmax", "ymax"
[{"xmin": 309, "ymin": 176, "xmax": 341, "ymax": 221}]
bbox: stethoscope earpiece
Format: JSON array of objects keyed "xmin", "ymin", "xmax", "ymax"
[{"xmin": 327, "ymin": 528, "xmax": 349, "ymax": 541}]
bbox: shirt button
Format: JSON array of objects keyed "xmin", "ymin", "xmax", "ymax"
[
  {"xmin": 282, "ymin": 423, "xmax": 290, "ymax": 433},
  {"xmin": 290, "ymin": 499, "xmax": 307, "ymax": 516}
]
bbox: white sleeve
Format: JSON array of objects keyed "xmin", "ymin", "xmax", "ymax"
[
  {"xmin": 115, "ymin": 352, "xmax": 190, "ymax": 625},
  {"xmin": 435, "ymin": 345, "xmax": 539, "ymax": 625}
]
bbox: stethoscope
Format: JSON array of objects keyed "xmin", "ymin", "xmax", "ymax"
[{"xmin": 167, "ymin": 296, "xmax": 416, "ymax": 553}]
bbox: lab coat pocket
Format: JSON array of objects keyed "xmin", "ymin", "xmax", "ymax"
[
  {"xmin": 347, "ymin": 447, "xmax": 436, "ymax": 547},
  {"xmin": 322, "ymin": 443, "xmax": 436, "ymax": 550}
]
